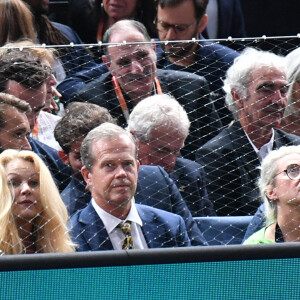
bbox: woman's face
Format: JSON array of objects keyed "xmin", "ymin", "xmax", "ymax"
[
  {"xmin": 103, "ymin": 0, "xmax": 138, "ymax": 20},
  {"xmin": 267, "ymin": 153, "xmax": 300, "ymax": 206},
  {"xmin": 5, "ymin": 158, "xmax": 42, "ymax": 221}
]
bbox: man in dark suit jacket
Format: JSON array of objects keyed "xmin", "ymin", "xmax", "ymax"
[
  {"xmin": 55, "ymin": 102, "xmax": 206, "ymax": 246},
  {"xmin": 196, "ymin": 48, "xmax": 300, "ymax": 216},
  {"xmin": 127, "ymin": 94, "xmax": 215, "ymax": 217},
  {"xmin": 70, "ymin": 19, "xmax": 221, "ymax": 161},
  {"xmin": 69, "ymin": 123, "xmax": 191, "ymax": 251},
  {"xmin": 154, "ymin": 0, "xmax": 239, "ymax": 126}
]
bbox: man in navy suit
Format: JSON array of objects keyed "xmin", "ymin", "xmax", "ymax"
[
  {"xmin": 69, "ymin": 123, "xmax": 191, "ymax": 251},
  {"xmin": 127, "ymin": 94, "xmax": 215, "ymax": 217},
  {"xmin": 56, "ymin": 102, "xmax": 207, "ymax": 246}
]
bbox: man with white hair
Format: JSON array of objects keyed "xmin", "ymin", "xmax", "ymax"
[
  {"xmin": 127, "ymin": 94, "xmax": 215, "ymax": 217},
  {"xmin": 196, "ymin": 47, "xmax": 300, "ymax": 216}
]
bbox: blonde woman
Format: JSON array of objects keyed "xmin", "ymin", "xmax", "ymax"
[{"xmin": 0, "ymin": 149, "xmax": 75, "ymax": 254}]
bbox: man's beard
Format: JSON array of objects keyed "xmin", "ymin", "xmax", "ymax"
[{"xmin": 163, "ymin": 42, "xmax": 196, "ymax": 59}]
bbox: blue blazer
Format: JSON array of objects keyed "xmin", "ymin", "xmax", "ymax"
[
  {"xmin": 62, "ymin": 165, "xmax": 207, "ymax": 246},
  {"xmin": 69, "ymin": 202, "xmax": 191, "ymax": 251},
  {"xmin": 171, "ymin": 157, "xmax": 216, "ymax": 217}
]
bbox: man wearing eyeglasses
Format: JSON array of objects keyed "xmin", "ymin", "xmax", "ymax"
[
  {"xmin": 155, "ymin": 0, "xmax": 239, "ymax": 126},
  {"xmin": 196, "ymin": 48, "xmax": 300, "ymax": 216}
]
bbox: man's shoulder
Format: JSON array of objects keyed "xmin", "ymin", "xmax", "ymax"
[
  {"xmin": 275, "ymin": 129, "xmax": 300, "ymax": 144},
  {"xmin": 157, "ymin": 68, "xmax": 207, "ymax": 85},
  {"xmin": 198, "ymin": 38, "xmax": 239, "ymax": 62},
  {"xmin": 136, "ymin": 203, "xmax": 183, "ymax": 223}
]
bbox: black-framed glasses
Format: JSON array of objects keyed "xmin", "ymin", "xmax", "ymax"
[
  {"xmin": 154, "ymin": 19, "xmax": 195, "ymax": 34},
  {"xmin": 275, "ymin": 164, "xmax": 300, "ymax": 180}
]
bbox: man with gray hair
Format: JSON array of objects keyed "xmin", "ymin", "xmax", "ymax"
[
  {"xmin": 196, "ymin": 47, "xmax": 300, "ymax": 216},
  {"xmin": 127, "ymin": 94, "xmax": 215, "ymax": 216},
  {"xmin": 68, "ymin": 122, "xmax": 192, "ymax": 251}
]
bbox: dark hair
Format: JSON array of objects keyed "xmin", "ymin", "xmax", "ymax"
[
  {"xmin": 102, "ymin": 19, "xmax": 152, "ymax": 56},
  {"xmin": 0, "ymin": 93, "xmax": 31, "ymax": 128},
  {"xmin": 0, "ymin": 48, "xmax": 51, "ymax": 92},
  {"xmin": 54, "ymin": 102, "xmax": 116, "ymax": 154},
  {"xmin": 156, "ymin": 0, "xmax": 209, "ymax": 21}
]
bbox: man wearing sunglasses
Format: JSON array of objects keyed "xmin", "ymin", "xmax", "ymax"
[
  {"xmin": 196, "ymin": 48, "xmax": 300, "ymax": 217},
  {"xmin": 155, "ymin": 0, "xmax": 239, "ymax": 126}
]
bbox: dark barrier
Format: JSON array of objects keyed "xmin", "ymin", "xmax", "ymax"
[{"xmin": 1, "ymin": 245, "xmax": 300, "ymax": 299}]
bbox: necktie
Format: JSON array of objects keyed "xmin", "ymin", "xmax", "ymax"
[{"xmin": 118, "ymin": 221, "xmax": 134, "ymax": 250}]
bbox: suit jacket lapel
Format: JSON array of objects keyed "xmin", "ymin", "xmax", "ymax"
[{"xmin": 79, "ymin": 203, "xmax": 114, "ymax": 251}]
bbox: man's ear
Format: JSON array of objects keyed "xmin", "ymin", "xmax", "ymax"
[
  {"xmin": 197, "ymin": 14, "xmax": 208, "ymax": 35},
  {"xmin": 136, "ymin": 160, "xmax": 140, "ymax": 171},
  {"xmin": 58, "ymin": 150, "xmax": 70, "ymax": 165},
  {"xmin": 231, "ymin": 88, "xmax": 244, "ymax": 109},
  {"xmin": 81, "ymin": 166, "xmax": 92, "ymax": 189},
  {"xmin": 265, "ymin": 184, "xmax": 278, "ymax": 201},
  {"xmin": 102, "ymin": 55, "xmax": 111, "ymax": 72}
]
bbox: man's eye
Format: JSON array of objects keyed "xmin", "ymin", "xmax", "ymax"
[
  {"xmin": 117, "ymin": 59, "xmax": 130, "ymax": 67},
  {"xmin": 14, "ymin": 132, "xmax": 24, "ymax": 138},
  {"xmin": 175, "ymin": 25, "xmax": 187, "ymax": 32}
]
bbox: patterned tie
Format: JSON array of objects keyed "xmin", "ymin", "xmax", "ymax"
[{"xmin": 118, "ymin": 221, "xmax": 134, "ymax": 250}]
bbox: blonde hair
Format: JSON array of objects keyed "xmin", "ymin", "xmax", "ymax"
[{"xmin": 0, "ymin": 149, "xmax": 75, "ymax": 254}]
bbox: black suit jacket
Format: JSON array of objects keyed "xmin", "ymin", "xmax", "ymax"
[
  {"xmin": 71, "ymin": 69, "xmax": 221, "ymax": 160},
  {"xmin": 196, "ymin": 121, "xmax": 300, "ymax": 216}
]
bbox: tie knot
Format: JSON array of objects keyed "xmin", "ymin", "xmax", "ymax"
[{"xmin": 118, "ymin": 221, "xmax": 131, "ymax": 234}]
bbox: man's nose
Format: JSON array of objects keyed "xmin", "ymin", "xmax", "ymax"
[
  {"xmin": 131, "ymin": 61, "xmax": 143, "ymax": 74},
  {"xmin": 165, "ymin": 27, "xmax": 177, "ymax": 40},
  {"xmin": 115, "ymin": 166, "xmax": 127, "ymax": 178},
  {"xmin": 48, "ymin": 74, "xmax": 57, "ymax": 86},
  {"xmin": 22, "ymin": 137, "xmax": 32, "ymax": 151}
]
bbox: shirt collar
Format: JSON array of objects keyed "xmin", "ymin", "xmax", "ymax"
[{"xmin": 91, "ymin": 198, "xmax": 143, "ymax": 234}]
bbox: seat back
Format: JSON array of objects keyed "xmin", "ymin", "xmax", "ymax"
[{"xmin": 194, "ymin": 216, "xmax": 253, "ymax": 245}]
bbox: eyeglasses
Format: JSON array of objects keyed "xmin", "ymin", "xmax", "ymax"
[
  {"xmin": 275, "ymin": 164, "xmax": 300, "ymax": 180},
  {"xmin": 154, "ymin": 19, "xmax": 195, "ymax": 34}
]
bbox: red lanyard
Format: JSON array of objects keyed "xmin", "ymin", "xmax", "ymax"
[{"xmin": 112, "ymin": 75, "xmax": 162, "ymax": 122}]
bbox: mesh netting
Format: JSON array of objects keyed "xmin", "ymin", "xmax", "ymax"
[{"xmin": 0, "ymin": 35, "xmax": 300, "ymax": 252}]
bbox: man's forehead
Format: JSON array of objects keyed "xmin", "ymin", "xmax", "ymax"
[
  {"xmin": 7, "ymin": 80, "xmax": 46, "ymax": 96},
  {"xmin": 250, "ymin": 66, "xmax": 287, "ymax": 82}
]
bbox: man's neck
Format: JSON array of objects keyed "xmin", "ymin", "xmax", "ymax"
[{"xmin": 168, "ymin": 51, "xmax": 196, "ymax": 67}]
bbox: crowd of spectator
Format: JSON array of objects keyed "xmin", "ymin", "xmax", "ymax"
[{"xmin": 0, "ymin": 0, "xmax": 300, "ymax": 254}]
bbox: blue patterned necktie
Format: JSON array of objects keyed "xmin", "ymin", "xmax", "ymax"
[{"xmin": 118, "ymin": 221, "xmax": 134, "ymax": 250}]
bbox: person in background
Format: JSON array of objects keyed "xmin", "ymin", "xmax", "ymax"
[
  {"xmin": 0, "ymin": 48, "xmax": 72, "ymax": 191},
  {"xmin": 55, "ymin": 102, "xmax": 207, "ymax": 246},
  {"xmin": 127, "ymin": 94, "xmax": 215, "ymax": 217},
  {"xmin": 196, "ymin": 48, "xmax": 300, "ymax": 216},
  {"xmin": 69, "ymin": 19, "xmax": 221, "ymax": 161},
  {"xmin": 281, "ymin": 47, "xmax": 300, "ymax": 136},
  {"xmin": 68, "ymin": 0, "xmax": 156, "ymax": 61},
  {"xmin": 0, "ymin": 0, "xmax": 35, "ymax": 46},
  {"xmin": 0, "ymin": 149, "xmax": 75, "ymax": 254},
  {"xmin": 68, "ymin": 123, "xmax": 191, "ymax": 251},
  {"xmin": 1, "ymin": 40, "xmax": 61, "ymax": 150},
  {"xmin": 154, "ymin": 0, "xmax": 239, "ymax": 126},
  {"xmin": 0, "ymin": 93, "xmax": 31, "ymax": 152},
  {"xmin": 244, "ymin": 146, "xmax": 300, "ymax": 244}
]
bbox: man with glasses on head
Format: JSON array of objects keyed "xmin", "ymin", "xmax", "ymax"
[
  {"xmin": 154, "ymin": 0, "xmax": 239, "ymax": 126},
  {"xmin": 196, "ymin": 48, "xmax": 300, "ymax": 217}
]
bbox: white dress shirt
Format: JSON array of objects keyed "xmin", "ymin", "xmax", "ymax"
[{"xmin": 92, "ymin": 198, "xmax": 148, "ymax": 250}]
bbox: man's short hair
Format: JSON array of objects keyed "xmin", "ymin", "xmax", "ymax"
[
  {"xmin": 223, "ymin": 47, "xmax": 286, "ymax": 120},
  {"xmin": 81, "ymin": 123, "xmax": 138, "ymax": 171},
  {"xmin": 156, "ymin": 0, "xmax": 209, "ymax": 22},
  {"xmin": 0, "ymin": 48, "xmax": 51, "ymax": 92},
  {"xmin": 127, "ymin": 94, "xmax": 190, "ymax": 142},
  {"xmin": 54, "ymin": 102, "xmax": 116, "ymax": 154},
  {"xmin": 102, "ymin": 19, "xmax": 153, "ymax": 57},
  {"xmin": 0, "ymin": 92, "xmax": 31, "ymax": 128}
]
